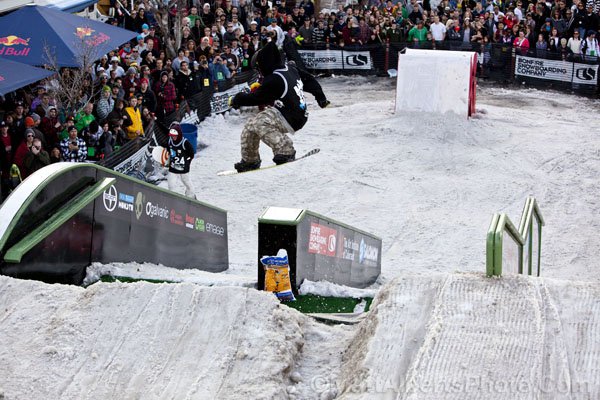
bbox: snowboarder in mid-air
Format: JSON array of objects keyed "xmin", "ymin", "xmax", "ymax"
[{"xmin": 229, "ymin": 41, "xmax": 309, "ymax": 173}]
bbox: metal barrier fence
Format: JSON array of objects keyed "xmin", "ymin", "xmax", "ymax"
[{"xmin": 298, "ymin": 41, "xmax": 599, "ymax": 96}]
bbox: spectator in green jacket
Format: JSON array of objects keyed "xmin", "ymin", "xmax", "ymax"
[
  {"xmin": 74, "ymin": 102, "xmax": 95, "ymax": 134},
  {"xmin": 408, "ymin": 19, "xmax": 429, "ymax": 43}
]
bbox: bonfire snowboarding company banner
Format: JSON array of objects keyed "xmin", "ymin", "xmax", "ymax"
[
  {"xmin": 298, "ymin": 49, "xmax": 372, "ymax": 70},
  {"xmin": 515, "ymin": 56, "xmax": 599, "ymax": 86}
]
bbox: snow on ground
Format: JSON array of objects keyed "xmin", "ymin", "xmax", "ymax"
[
  {"xmin": 2, "ymin": 77, "xmax": 600, "ymax": 399},
  {"xmin": 176, "ymin": 76, "xmax": 600, "ymax": 283}
]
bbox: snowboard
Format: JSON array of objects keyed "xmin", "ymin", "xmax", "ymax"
[
  {"xmin": 217, "ymin": 148, "xmax": 320, "ymax": 176},
  {"xmin": 151, "ymin": 145, "xmax": 169, "ymax": 167}
]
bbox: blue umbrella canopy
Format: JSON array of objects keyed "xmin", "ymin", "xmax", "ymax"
[
  {"xmin": 0, "ymin": 57, "xmax": 54, "ymax": 96},
  {"xmin": 0, "ymin": 5, "xmax": 138, "ymax": 67}
]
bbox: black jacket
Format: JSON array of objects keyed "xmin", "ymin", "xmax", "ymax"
[
  {"xmin": 168, "ymin": 136, "xmax": 194, "ymax": 174},
  {"xmin": 232, "ymin": 42, "xmax": 308, "ymax": 131}
]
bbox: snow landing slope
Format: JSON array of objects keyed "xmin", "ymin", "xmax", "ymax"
[{"xmin": 1, "ymin": 273, "xmax": 599, "ymax": 400}]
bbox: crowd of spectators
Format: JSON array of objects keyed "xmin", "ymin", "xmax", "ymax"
[
  {"xmin": 291, "ymin": 0, "xmax": 600, "ymax": 63},
  {"xmin": 1, "ymin": 0, "xmax": 599, "ymax": 199}
]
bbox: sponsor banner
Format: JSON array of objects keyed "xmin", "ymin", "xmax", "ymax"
[
  {"xmin": 298, "ymin": 50, "xmax": 372, "ymax": 70},
  {"xmin": 308, "ymin": 222, "xmax": 338, "ymax": 257},
  {"xmin": 95, "ymin": 172, "xmax": 228, "ymax": 271},
  {"xmin": 113, "ymin": 142, "xmax": 149, "ymax": 175},
  {"xmin": 210, "ymin": 82, "xmax": 251, "ymax": 114},
  {"xmin": 515, "ymin": 56, "xmax": 598, "ymax": 85},
  {"xmin": 296, "ymin": 215, "xmax": 381, "ymax": 288}
]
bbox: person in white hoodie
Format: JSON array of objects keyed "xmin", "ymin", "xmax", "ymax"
[{"xmin": 567, "ymin": 30, "xmax": 583, "ymax": 57}]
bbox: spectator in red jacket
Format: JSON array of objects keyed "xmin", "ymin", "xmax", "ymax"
[
  {"xmin": 39, "ymin": 106, "xmax": 62, "ymax": 150},
  {"xmin": 154, "ymin": 70, "xmax": 177, "ymax": 120}
]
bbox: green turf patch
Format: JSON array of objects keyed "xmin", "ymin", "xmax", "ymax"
[
  {"xmin": 284, "ymin": 294, "xmax": 372, "ymax": 314},
  {"xmin": 97, "ymin": 276, "xmax": 372, "ymax": 315},
  {"xmin": 99, "ymin": 275, "xmax": 173, "ymax": 284}
]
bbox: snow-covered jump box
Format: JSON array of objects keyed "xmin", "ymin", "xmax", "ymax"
[
  {"xmin": 257, "ymin": 207, "xmax": 381, "ymax": 292},
  {"xmin": 0, "ymin": 163, "xmax": 229, "ymax": 284},
  {"xmin": 395, "ymin": 49, "xmax": 477, "ymax": 118}
]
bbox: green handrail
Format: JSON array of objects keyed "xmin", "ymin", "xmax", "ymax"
[{"xmin": 486, "ymin": 196, "xmax": 544, "ymax": 277}]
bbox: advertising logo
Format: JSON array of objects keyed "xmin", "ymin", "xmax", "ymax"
[
  {"xmin": 327, "ymin": 233, "xmax": 336, "ymax": 253},
  {"xmin": 345, "ymin": 54, "xmax": 368, "ymax": 67},
  {"xmin": 308, "ymin": 223, "xmax": 337, "ymax": 257},
  {"xmin": 206, "ymin": 222, "xmax": 225, "ymax": 236},
  {"xmin": 359, "ymin": 238, "xmax": 379, "ymax": 265},
  {"xmin": 195, "ymin": 218, "xmax": 205, "ymax": 232},
  {"xmin": 341, "ymin": 237, "xmax": 359, "ymax": 261},
  {"xmin": 575, "ymin": 67, "xmax": 597, "ymax": 81},
  {"xmin": 0, "ymin": 35, "xmax": 30, "ymax": 46},
  {"xmin": 75, "ymin": 27, "xmax": 110, "ymax": 46},
  {"xmin": 146, "ymin": 200, "xmax": 169, "ymax": 219},
  {"xmin": 75, "ymin": 27, "xmax": 95, "ymax": 39},
  {"xmin": 118, "ymin": 192, "xmax": 134, "ymax": 211},
  {"xmin": 0, "ymin": 75, "xmax": 4, "ymax": 82},
  {"xmin": 185, "ymin": 213, "xmax": 195, "ymax": 229},
  {"xmin": 103, "ymin": 185, "xmax": 118, "ymax": 212},
  {"xmin": 170, "ymin": 209, "xmax": 184, "ymax": 226},
  {"xmin": 0, "ymin": 35, "xmax": 31, "ymax": 57},
  {"xmin": 135, "ymin": 192, "xmax": 145, "ymax": 220}
]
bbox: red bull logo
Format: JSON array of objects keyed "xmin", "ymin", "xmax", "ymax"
[
  {"xmin": 74, "ymin": 27, "xmax": 110, "ymax": 47},
  {"xmin": 75, "ymin": 27, "xmax": 95, "ymax": 39},
  {"xmin": 0, "ymin": 35, "xmax": 31, "ymax": 57}
]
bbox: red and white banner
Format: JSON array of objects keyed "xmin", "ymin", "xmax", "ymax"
[{"xmin": 308, "ymin": 222, "xmax": 337, "ymax": 257}]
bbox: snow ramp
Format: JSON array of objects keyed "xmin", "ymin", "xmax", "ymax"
[
  {"xmin": 1, "ymin": 273, "xmax": 598, "ymax": 400},
  {"xmin": 0, "ymin": 277, "xmax": 306, "ymax": 400},
  {"xmin": 337, "ymin": 273, "xmax": 600, "ymax": 400}
]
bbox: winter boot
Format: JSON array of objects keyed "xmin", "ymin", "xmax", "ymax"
[
  {"xmin": 273, "ymin": 150, "xmax": 296, "ymax": 165},
  {"xmin": 234, "ymin": 159, "xmax": 262, "ymax": 172}
]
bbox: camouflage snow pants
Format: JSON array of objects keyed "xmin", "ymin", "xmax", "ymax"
[{"xmin": 240, "ymin": 107, "xmax": 295, "ymax": 162}]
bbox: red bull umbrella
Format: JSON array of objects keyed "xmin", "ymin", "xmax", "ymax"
[
  {"xmin": 0, "ymin": 58, "xmax": 54, "ymax": 96},
  {"xmin": 0, "ymin": 5, "xmax": 137, "ymax": 67}
]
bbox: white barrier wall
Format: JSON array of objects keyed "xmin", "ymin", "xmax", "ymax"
[{"xmin": 395, "ymin": 49, "xmax": 477, "ymax": 118}]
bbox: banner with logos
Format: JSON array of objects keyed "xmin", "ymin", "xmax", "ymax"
[
  {"xmin": 210, "ymin": 82, "xmax": 251, "ymax": 114},
  {"xmin": 515, "ymin": 56, "xmax": 599, "ymax": 86},
  {"xmin": 298, "ymin": 49, "xmax": 373, "ymax": 70},
  {"xmin": 257, "ymin": 209, "xmax": 381, "ymax": 291},
  {"xmin": 95, "ymin": 170, "xmax": 228, "ymax": 272},
  {"xmin": 296, "ymin": 215, "xmax": 381, "ymax": 288}
]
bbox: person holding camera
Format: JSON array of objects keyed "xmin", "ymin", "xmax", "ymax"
[
  {"xmin": 60, "ymin": 126, "xmax": 87, "ymax": 162},
  {"xmin": 23, "ymin": 138, "xmax": 50, "ymax": 177},
  {"xmin": 209, "ymin": 55, "xmax": 232, "ymax": 91}
]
